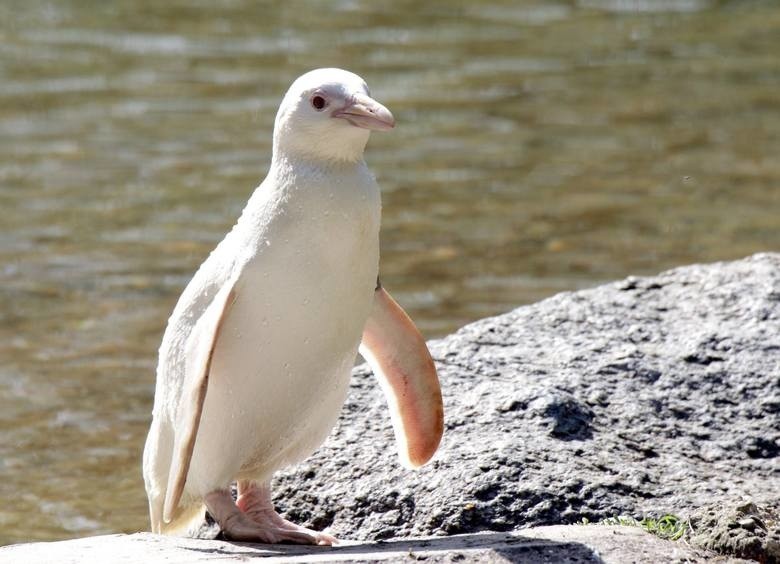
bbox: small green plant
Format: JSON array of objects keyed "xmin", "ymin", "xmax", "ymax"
[
  {"xmin": 580, "ymin": 514, "xmax": 689, "ymax": 541},
  {"xmin": 641, "ymin": 514, "xmax": 689, "ymax": 541}
]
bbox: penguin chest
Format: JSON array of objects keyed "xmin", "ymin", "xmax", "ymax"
[{"xmin": 191, "ymin": 189, "xmax": 380, "ymax": 484}]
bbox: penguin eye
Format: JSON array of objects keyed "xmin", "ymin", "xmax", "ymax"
[{"xmin": 311, "ymin": 95, "xmax": 327, "ymax": 111}]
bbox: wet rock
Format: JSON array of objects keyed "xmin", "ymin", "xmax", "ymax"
[{"xmin": 271, "ymin": 253, "xmax": 779, "ymax": 543}]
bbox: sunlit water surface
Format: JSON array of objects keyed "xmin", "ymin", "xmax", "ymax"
[{"xmin": 0, "ymin": 0, "xmax": 778, "ymax": 545}]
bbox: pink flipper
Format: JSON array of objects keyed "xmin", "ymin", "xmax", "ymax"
[{"xmin": 359, "ymin": 285, "xmax": 444, "ymax": 468}]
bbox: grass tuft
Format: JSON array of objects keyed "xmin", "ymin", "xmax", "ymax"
[{"xmin": 579, "ymin": 514, "xmax": 689, "ymax": 541}]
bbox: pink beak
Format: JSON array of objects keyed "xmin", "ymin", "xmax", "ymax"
[{"xmin": 332, "ymin": 93, "xmax": 395, "ymax": 131}]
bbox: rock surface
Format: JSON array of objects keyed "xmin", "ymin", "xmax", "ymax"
[
  {"xmin": 0, "ymin": 526, "xmax": 737, "ymax": 563},
  {"xmin": 688, "ymin": 501, "xmax": 780, "ymax": 563},
  {"xmin": 270, "ymin": 253, "xmax": 779, "ymax": 554},
  {"xmin": 4, "ymin": 255, "xmax": 778, "ymax": 562}
]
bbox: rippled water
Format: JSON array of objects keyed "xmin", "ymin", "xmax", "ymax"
[{"xmin": 0, "ymin": 0, "xmax": 778, "ymax": 545}]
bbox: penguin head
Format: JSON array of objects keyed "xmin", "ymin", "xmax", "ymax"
[{"xmin": 272, "ymin": 68, "xmax": 395, "ymax": 163}]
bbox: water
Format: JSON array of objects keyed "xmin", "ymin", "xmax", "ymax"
[{"xmin": 1, "ymin": 0, "xmax": 778, "ymax": 545}]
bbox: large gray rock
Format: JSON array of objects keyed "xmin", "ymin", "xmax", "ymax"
[
  {"xmin": 270, "ymin": 253, "xmax": 779, "ymax": 545},
  {"xmin": 3, "ymin": 255, "xmax": 777, "ymax": 562}
]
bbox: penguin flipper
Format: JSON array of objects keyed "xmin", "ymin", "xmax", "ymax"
[
  {"xmin": 359, "ymin": 286, "xmax": 444, "ymax": 469},
  {"xmin": 163, "ymin": 277, "xmax": 238, "ymax": 524}
]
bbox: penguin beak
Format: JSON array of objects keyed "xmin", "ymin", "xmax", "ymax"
[{"xmin": 332, "ymin": 93, "xmax": 395, "ymax": 131}]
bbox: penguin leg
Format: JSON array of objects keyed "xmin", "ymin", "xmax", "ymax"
[{"xmin": 234, "ymin": 480, "xmax": 337, "ymax": 546}]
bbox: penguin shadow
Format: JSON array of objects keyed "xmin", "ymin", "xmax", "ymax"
[{"xmin": 179, "ymin": 531, "xmax": 606, "ymax": 563}]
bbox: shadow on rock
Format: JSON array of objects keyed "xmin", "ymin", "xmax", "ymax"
[{"xmin": 179, "ymin": 531, "xmax": 606, "ymax": 563}]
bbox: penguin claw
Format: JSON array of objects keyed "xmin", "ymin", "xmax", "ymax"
[{"xmin": 221, "ymin": 514, "xmax": 327, "ymax": 545}]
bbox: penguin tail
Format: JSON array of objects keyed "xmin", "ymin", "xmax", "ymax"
[{"xmin": 144, "ymin": 417, "xmax": 203, "ymax": 536}]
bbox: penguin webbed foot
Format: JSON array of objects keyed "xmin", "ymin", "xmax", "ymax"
[{"xmin": 204, "ymin": 482, "xmax": 336, "ymax": 546}]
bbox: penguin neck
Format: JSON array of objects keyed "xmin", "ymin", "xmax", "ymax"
[
  {"xmin": 271, "ymin": 119, "xmax": 370, "ymax": 166},
  {"xmin": 270, "ymin": 150, "xmax": 368, "ymax": 180},
  {"xmin": 234, "ymin": 149, "xmax": 378, "ymax": 251}
]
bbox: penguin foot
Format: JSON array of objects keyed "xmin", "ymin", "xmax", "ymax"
[
  {"xmin": 203, "ymin": 482, "xmax": 336, "ymax": 545},
  {"xmin": 236, "ymin": 480, "xmax": 338, "ymax": 546}
]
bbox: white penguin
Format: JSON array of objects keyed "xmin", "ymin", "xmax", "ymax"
[{"xmin": 142, "ymin": 68, "xmax": 443, "ymax": 545}]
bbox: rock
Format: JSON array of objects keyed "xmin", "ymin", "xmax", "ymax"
[
  {"xmin": 688, "ymin": 501, "xmax": 780, "ymax": 563},
  {"xmin": 269, "ymin": 253, "xmax": 778, "ymax": 544},
  {"xmin": 5, "ymin": 254, "xmax": 777, "ymax": 562},
  {"xmin": 0, "ymin": 526, "xmax": 740, "ymax": 563}
]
